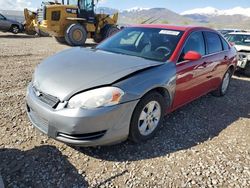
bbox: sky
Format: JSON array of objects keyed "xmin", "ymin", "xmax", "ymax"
[{"xmin": 1, "ymin": 0, "xmax": 250, "ymax": 12}]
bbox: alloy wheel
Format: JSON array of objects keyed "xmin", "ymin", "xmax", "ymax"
[{"xmin": 138, "ymin": 101, "xmax": 161, "ymax": 136}]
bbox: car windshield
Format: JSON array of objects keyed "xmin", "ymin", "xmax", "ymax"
[
  {"xmin": 96, "ymin": 27, "xmax": 184, "ymax": 62},
  {"xmin": 227, "ymin": 34, "xmax": 250, "ymax": 46}
]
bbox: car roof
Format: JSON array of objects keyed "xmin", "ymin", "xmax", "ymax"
[
  {"xmin": 130, "ymin": 24, "xmax": 214, "ymax": 32},
  {"xmin": 228, "ymin": 32, "xmax": 250, "ymax": 35}
]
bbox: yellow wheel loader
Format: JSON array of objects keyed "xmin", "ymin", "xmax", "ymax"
[
  {"xmin": 23, "ymin": 8, "xmax": 37, "ymax": 35},
  {"xmin": 37, "ymin": 0, "xmax": 119, "ymax": 46},
  {"xmin": 23, "ymin": 8, "xmax": 49, "ymax": 37}
]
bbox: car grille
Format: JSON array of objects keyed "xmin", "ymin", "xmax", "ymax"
[
  {"xmin": 57, "ymin": 130, "xmax": 107, "ymax": 141},
  {"xmin": 28, "ymin": 105, "xmax": 49, "ymax": 134},
  {"xmin": 33, "ymin": 86, "xmax": 60, "ymax": 108}
]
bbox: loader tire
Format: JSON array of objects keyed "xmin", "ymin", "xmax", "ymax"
[
  {"xmin": 65, "ymin": 24, "xmax": 87, "ymax": 46},
  {"xmin": 55, "ymin": 37, "xmax": 66, "ymax": 44},
  {"xmin": 37, "ymin": 29, "xmax": 49, "ymax": 37},
  {"xmin": 103, "ymin": 25, "xmax": 119, "ymax": 39}
]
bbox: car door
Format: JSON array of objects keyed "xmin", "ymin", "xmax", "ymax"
[
  {"xmin": 0, "ymin": 14, "xmax": 9, "ymax": 31},
  {"xmin": 203, "ymin": 31, "xmax": 231, "ymax": 90},
  {"xmin": 172, "ymin": 31, "xmax": 213, "ymax": 109}
]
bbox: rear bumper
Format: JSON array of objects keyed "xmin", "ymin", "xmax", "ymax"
[{"xmin": 26, "ymin": 84, "xmax": 138, "ymax": 146}]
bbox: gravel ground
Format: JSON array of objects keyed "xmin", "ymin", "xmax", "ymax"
[{"xmin": 0, "ymin": 32, "xmax": 250, "ymax": 188}]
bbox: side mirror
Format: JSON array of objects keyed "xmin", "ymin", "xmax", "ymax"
[
  {"xmin": 184, "ymin": 51, "xmax": 202, "ymax": 61},
  {"xmin": 244, "ymin": 39, "xmax": 250, "ymax": 43}
]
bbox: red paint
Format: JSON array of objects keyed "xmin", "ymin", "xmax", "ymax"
[
  {"xmin": 183, "ymin": 51, "xmax": 202, "ymax": 61},
  {"xmin": 131, "ymin": 25, "xmax": 237, "ymax": 113},
  {"xmin": 143, "ymin": 25, "xmax": 238, "ymax": 112}
]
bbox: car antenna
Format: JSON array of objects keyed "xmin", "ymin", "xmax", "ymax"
[
  {"xmin": 148, "ymin": 17, "xmax": 160, "ymax": 24},
  {"xmin": 141, "ymin": 17, "xmax": 154, "ymax": 24}
]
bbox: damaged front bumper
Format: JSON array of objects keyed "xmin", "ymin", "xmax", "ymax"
[{"xmin": 237, "ymin": 52, "xmax": 250, "ymax": 69}]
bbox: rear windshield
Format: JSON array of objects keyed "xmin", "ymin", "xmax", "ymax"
[{"xmin": 96, "ymin": 27, "xmax": 184, "ymax": 62}]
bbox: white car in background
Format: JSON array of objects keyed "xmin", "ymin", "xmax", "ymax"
[{"xmin": 227, "ymin": 32, "xmax": 250, "ymax": 76}]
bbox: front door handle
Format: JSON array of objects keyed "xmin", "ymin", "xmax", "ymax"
[
  {"xmin": 197, "ymin": 62, "xmax": 208, "ymax": 69},
  {"xmin": 224, "ymin": 56, "xmax": 229, "ymax": 61}
]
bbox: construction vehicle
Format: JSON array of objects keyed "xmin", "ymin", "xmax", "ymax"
[
  {"xmin": 23, "ymin": 8, "xmax": 49, "ymax": 37},
  {"xmin": 37, "ymin": 0, "xmax": 119, "ymax": 46}
]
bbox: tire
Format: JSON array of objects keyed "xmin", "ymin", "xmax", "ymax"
[
  {"xmin": 212, "ymin": 69, "xmax": 232, "ymax": 97},
  {"xmin": 244, "ymin": 62, "xmax": 250, "ymax": 77},
  {"xmin": 11, "ymin": 25, "xmax": 20, "ymax": 34},
  {"xmin": 93, "ymin": 35, "xmax": 103, "ymax": 43},
  {"xmin": 55, "ymin": 37, "xmax": 66, "ymax": 44},
  {"xmin": 37, "ymin": 29, "xmax": 49, "ymax": 37},
  {"xmin": 129, "ymin": 92, "xmax": 166, "ymax": 143},
  {"xmin": 65, "ymin": 24, "xmax": 87, "ymax": 46},
  {"xmin": 103, "ymin": 25, "xmax": 119, "ymax": 39}
]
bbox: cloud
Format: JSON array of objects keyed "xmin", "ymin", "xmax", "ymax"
[{"xmin": 0, "ymin": 0, "xmax": 33, "ymax": 10}]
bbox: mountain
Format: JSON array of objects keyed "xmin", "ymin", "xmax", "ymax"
[
  {"xmin": 181, "ymin": 7, "xmax": 250, "ymax": 29},
  {"xmin": 1, "ymin": 7, "xmax": 250, "ymax": 29},
  {"xmin": 95, "ymin": 7, "xmax": 118, "ymax": 15},
  {"xmin": 181, "ymin": 6, "xmax": 250, "ymax": 17},
  {"xmin": 119, "ymin": 8, "xmax": 192, "ymax": 25}
]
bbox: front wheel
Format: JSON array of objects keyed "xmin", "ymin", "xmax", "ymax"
[
  {"xmin": 129, "ymin": 92, "xmax": 165, "ymax": 143},
  {"xmin": 55, "ymin": 37, "xmax": 66, "ymax": 44},
  {"xmin": 212, "ymin": 69, "xmax": 232, "ymax": 97},
  {"xmin": 65, "ymin": 24, "xmax": 87, "ymax": 46}
]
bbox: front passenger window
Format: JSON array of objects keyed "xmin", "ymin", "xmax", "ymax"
[{"xmin": 179, "ymin": 31, "xmax": 205, "ymax": 61}]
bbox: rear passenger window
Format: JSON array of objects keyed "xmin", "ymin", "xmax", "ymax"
[
  {"xmin": 205, "ymin": 32, "xmax": 223, "ymax": 54},
  {"xmin": 221, "ymin": 37, "xmax": 230, "ymax": 50}
]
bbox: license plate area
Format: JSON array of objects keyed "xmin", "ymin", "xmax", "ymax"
[{"xmin": 28, "ymin": 105, "xmax": 49, "ymax": 134}]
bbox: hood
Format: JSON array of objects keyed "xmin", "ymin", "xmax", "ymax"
[
  {"xmin": 33, "ymin": 48, "xmax": 163, "ymax": 101},
  {"xmin": 234, "ymin": 45, "xmax": 250, "ymax": 52}
]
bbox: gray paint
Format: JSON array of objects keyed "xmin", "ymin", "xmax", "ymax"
[
  {"xmin": 26, "ymin": 84, "xmax": 139, "ymax": 146},
  {"xmin": 0, "ymin": 13, "xmax": 23, "ymax": 31},
  {"xmin": 28, "ymin": 47, "xmax": 177, "ymax": 146},
  {"xmin": 114, "ymin": 62, "xmax": 176, "ymax": 106},
  {"xmin": 34, "ymin": 48, "xmax": 164, "ymax": 101}
]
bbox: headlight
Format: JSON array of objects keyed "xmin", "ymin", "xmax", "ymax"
[{"xmin": 68, "ymin": 87, "xmax": 125, "ymax": 109}]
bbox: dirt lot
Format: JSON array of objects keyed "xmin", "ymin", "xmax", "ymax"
[{"xmin": 0, "ymin": 32, "xmax": 250, "ymax": 188}]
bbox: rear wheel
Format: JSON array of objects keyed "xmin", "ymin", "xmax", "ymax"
[
  {"xmin": 129, "ymin": 92, "xmax": 165, "ymax": 143},
  {"xmin": 65, "ymin": 24, "xmax": 87, "ymax": 46},
  {"xmin": 11, "ymin": 25, "xmax": 20, "ymax": 34},
  {"xmin": 212, "ymin": 69, "xmax": 232, "ymax": 97},
  {"xmin": 103, "ymin": 25, "xmax": 119, "ymax": 39},
  {"xmin": 94, "ymin": 25, "xmax": 119, "ymax": 43}
]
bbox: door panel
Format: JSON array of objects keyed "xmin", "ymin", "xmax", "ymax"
[
  {"xmin": 172, "ymin": 31, "xmax": 212, "ymax": 109},
  {"xmin": 0, "ymin": 19, "xmax": 9, "ymax": 31},
  {"xmin": 204, "ymin": 32, "xmax": 229, "ymax": 90},
  {"xmin": 206, "ymin": 52, "xmax": 229, "ymax": 90},
  {"xmin": 172, "ymin": 57, "xmax": 212, "ymax": 109}
]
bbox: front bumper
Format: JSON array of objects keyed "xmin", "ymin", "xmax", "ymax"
[
  {"xmin": 26, "ymin": 84, "xmax": 138, "ymax": 146},
  {"xmin": 237, "ymin": 52, "xmax": 250, "ymax": 69}
]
